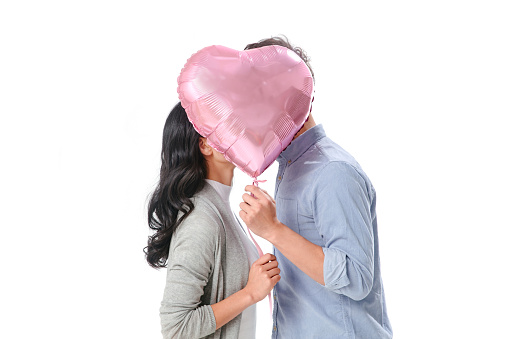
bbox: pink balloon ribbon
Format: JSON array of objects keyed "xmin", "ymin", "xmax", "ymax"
[
  {"xmin": 247, "ymin": 177, "xmax": 273, "ymax": 315},
  {"xmin": 246, "ymin": 225, "xmax": 274, "ymax": 316},
  {"xmin": 252, "ymin": 178, "xmax": 267, "ymax": 187}
]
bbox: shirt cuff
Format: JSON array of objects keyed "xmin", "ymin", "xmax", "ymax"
[{"xmin": 322, "ymin": 247, "xmax": 350, "ymax": 292}]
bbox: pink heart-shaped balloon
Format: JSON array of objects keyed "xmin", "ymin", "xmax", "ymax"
[{"xmin": 177, "ymin": 45, "xmax": 314, "ymax": 178}]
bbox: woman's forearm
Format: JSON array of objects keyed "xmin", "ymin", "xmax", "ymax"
[
  {"xmin": 210, "ymin": 288, "xmax": 255, "ymax": 330},
  {"xmin": 211, "ymin": 253, "xmax": 280, "ymax": 330}
]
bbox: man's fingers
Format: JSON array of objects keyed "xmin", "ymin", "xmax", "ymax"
[
  {"xmin": 245, "ymin": 185, "xmax": 275, "ymax": 206},
  {"xmin": 260, "ymin": 188, "xmax": 276, "ymax": 203},
  {"xmin": 241, "ymin": 193, "xmax": 258, "ymax": 206},
  {"xmin": 245, "ymin": 185, "xmax": 263, "ymax": 199},
  {"xmin": 239, "ymin": 210, "xmax": 248, "ymax": 222},
  {"xmin": 245, "ymin": 185, "xmax": 275, "ymax": 203},
  {"xmin": 239, "ymin": 201, "xmax": 252, "ymax": 213}
]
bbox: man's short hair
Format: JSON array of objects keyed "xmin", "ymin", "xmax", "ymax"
[{"xmin": 244, "ymin": 35, "xmax": 315, "ymax": 82}]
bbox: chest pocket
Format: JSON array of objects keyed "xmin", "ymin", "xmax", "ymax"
[
  {"xmin": 275, "ymin": 197, "xmax": 298, "ymax": 233},
  {"xmin": 298, "ymin": 207, "xmax": 325, "ymax": 247},
  {"xmin": 276, "ymin": 197, "xmax": 325, "ymax": 247}
]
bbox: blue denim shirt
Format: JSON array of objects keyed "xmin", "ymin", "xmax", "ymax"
[{"xmin": 272, "ymin": 125, "xmax": 392, "ymax": 338}]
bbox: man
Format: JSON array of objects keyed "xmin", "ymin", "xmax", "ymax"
[{"xmin": 239, "ymin": 37, "xmax": 392, "ymax": 338}]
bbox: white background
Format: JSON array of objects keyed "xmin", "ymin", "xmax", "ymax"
[{"xmin": 1, "ymin": 1, "xmax": 508, "ymax": 338}]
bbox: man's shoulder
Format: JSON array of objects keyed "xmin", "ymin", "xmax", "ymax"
[
  {"xmin": 307, "ymin": 137, "xmax": 360, "ymax": 168},
  {"xmin": 307, "ymin": 138, "xmax": 374, "ymax": 190}
]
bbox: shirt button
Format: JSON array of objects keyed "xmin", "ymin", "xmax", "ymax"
[
  {"xmin": 288, "ymin": 160, "xmax": 291, "ymax": 164},
  {"xmin": 273, "ymin": 325, "xmax": 277, "ymax": 331},
  {"xmin": 278, "ymin": 176, "xmax": 282, "ymax": 180}
]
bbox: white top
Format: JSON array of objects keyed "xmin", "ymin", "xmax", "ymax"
[{"xmin": 205, "ymin": 179, "xmax": 259, "ymax": 339}]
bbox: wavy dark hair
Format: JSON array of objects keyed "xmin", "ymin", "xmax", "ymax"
[
  {"xmin": 244, "ymin": 35, "xmax": 315, "ymax": 82},
  {"xmin": 145, "ymin": 102, "xmax": 207, "ymax": 268}
]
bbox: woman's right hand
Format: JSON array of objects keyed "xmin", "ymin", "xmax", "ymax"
[
  {"xmin": 210, "ymin": 253, "xmax": 280, "ymax": 330},
  {"xmin": 244, "ymin": 253, "xmax": 281, "ymax": 303}
]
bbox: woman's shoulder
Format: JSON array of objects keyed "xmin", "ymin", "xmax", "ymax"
[{"xmin": 175, "ymin": 186, "xmax": 225, "ymax": 238}]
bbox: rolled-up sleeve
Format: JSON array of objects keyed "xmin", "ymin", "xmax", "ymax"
[
  {"xmin": 160, "ymin": 211, "xmax": 219, "ymax": 338},
  {"xmin": 313, "ymin": 162, "xmax": 375, "ymax": 301}
]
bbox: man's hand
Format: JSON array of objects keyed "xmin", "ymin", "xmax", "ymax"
[
  {"xmin": 239, "ymin": 185, "xmax": 283, "ymax": 241},
  {"xmin": 240, "ymin": 185, "xmax": 326, "ymax": 285}
]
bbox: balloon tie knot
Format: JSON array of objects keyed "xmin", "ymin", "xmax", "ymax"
[{"xmin": 252, "ymin": 177, "xmax": 267, "ymax": 187}]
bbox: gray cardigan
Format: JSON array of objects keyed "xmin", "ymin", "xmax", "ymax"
[{"xmin": 160, "ymin": 183, "xmax": 250, "ymax": 339}]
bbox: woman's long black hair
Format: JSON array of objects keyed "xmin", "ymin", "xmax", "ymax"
[{"xmin": 145, "ymin": 102, "xmax": 207, "ymax": 268}]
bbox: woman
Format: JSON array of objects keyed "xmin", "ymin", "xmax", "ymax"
[{"xmin": 145, "ymin": 102, "xmax": 280, "ymax": 339}]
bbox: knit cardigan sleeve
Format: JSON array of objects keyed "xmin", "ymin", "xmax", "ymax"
[{"xmin": 160, "ymin": 205, "xmax": 222, "ymax": 339}]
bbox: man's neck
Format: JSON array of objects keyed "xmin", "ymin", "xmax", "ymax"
[{"xmin": 293, "ymin": 114, "xmax": 316, "ymax": 141}]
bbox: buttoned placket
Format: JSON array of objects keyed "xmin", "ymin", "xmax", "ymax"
[
  {"xmin": 275, "ymin": 158, "xmax": 292, "ymax": 197},
  {"xmin": 272, "ymin": 293, "xmax": 279, "ymax": 338},
  {"xmin": 274, "ymin": 163, "xmax": 284, "ymax": 198},
  {"xmin": 272, "ymin": 159, "xmax": 292, "ymax": 339},
  {"xmin": 272, "ymin": 159, "xmax": 284, "ymax": 339}
]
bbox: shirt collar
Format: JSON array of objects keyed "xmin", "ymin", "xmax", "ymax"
[{"xmin": 277, "ymin": 124, "xmax": 326, "ymax": 163}]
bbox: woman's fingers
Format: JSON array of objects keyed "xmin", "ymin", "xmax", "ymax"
[
  {"xmin": 262, "ymin": 259, "xmax": 279, "ymax": 271},
  {"xmin": 254, "ymin": 253, "xmax": 276, "ymax": 265},
  {"xmin": 271, "ymin": 274, "xmax": 281, "ymax": 283},
  {"xmin": 267, "ymin": 267, "xmax": 281, "ymax": 278}
]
